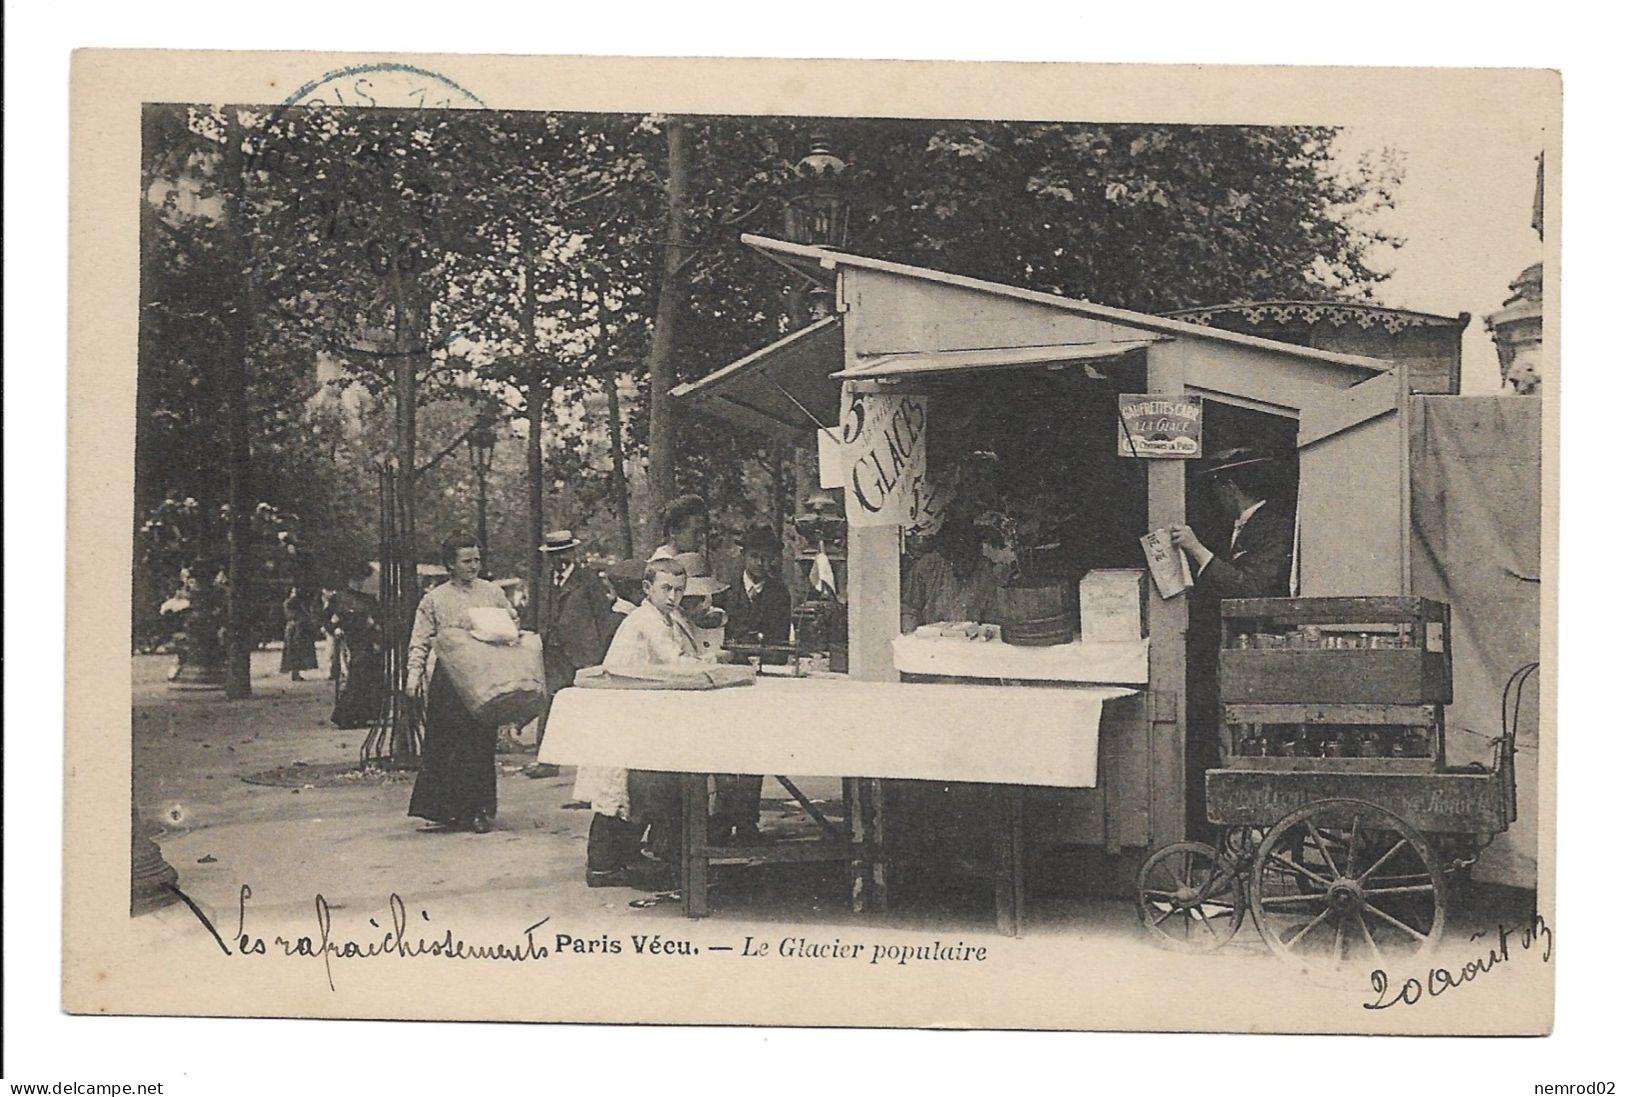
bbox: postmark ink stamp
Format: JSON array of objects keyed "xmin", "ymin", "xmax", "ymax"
[{"xmin": 243, "ymin": 63, "xmax": 492, "ymax": 358}]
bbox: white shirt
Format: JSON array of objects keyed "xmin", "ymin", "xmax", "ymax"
[
  {"xmin": 552, "ymin": 562, "xmax": 576, "ymax": 587},
  {"xmin": 602, "ymin": 600, "xmax": 703, "ymax": 668},
  {"xmin": 1194, "ymin": 499, "xmax": 1269, "ymax": 577},
  {"xmin": 741, "ymin": 570, "xmax": 765, "ymax": 601},
  {"xmin": 1231, "ymin": 499, "xmax": 1267, "ymax": 550}
]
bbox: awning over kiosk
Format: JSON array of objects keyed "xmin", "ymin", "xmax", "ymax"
[
  {"xmin": 669, "ymin": 316, "xmax": 844, "ymax": 444},
  {"xmin": 831, "ymin": 338, "xmax": 1158, "ymax": 382},
  {"xmin": 672, "ymin": 236, "xmax": 1392, "ymax": 445}
]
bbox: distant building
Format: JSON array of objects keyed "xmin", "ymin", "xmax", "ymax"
[{"xmin": 1164, "ymin": 301, "xmax": 1470, "ymax": 395}]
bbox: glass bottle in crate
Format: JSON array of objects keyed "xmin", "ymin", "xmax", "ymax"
[
  {"xmin": 1397, "ymin": 728, "xmax": 1432, "ymax": 758},
  {"xmin": 1263, "ymin": 727, "xmax": 1290, "ymax": 757},
  {"xmin": 1357, "ymin": 726, "xmax": 1388, "ymax": 758},
  {"xmin": 1238, "ymin": 726, "xmax": 1266, "ymax": 757}
]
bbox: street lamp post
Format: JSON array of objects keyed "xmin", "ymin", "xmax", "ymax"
[
  {"xmin": 467, "ymin": 404, "xmax": 498, "ymax": 572},
  {"xmin": 783, "ymin": 130, "xmax": 850, "ymax": 319},
  {"xmin": 781, "ymin": 129, "xmax": 853, "ymax": 618}
]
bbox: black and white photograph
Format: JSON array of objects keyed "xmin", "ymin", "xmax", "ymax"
[{"xmin": 58, "ymin": 50, "xmax": 1558, "ymax": 1043}]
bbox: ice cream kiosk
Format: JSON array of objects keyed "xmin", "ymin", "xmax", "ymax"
[{"xmin": 548, "ymin": 234, "xmax": 1526, "ymax": 934}]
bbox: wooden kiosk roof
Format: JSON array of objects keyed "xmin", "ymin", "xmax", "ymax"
[{"xmin": 672, "ymin": 236, "xmax": 1390, "ymax": 441}]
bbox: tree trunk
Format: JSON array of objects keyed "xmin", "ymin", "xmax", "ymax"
[
  {"xmin": 645, "ymin": 117, "xmax": 692, "ymax": 516},
  {"xmin": 389, "ymin": 266, "xmax": 418, "ymax": 616},
  {"xmin": 772, "ymin": 442, "xmax": 793, "ymax": 594},
  {"xmin": 604, "ymin": 365, "xmax": 634, "ymax": 559},
  {"xmin": 522, "ymin": 261, "xmax": 547, "ymax": 630},
  {"xmin": 220, "ymin": 109, "xmax": 254, "ymax": 699},
  {"xmin": 587, "ymin": 273, "xmax": 635, "ymax": 559}
]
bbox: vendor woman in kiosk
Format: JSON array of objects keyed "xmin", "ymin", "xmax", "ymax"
[{"xmin": 899, "ymin": 513, "xmax": 1000, "ymax": 634}]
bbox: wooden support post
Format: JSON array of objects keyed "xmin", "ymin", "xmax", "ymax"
[
  {"xmin": 847, "ymin": 524, "xmax": 900, "ymax": 683},
  {"xmin": 680, "ymin": 773, "xmax": 709, "ymax": 918},
  {"xmin": 1145, "ymin": 340, "xmax": 1190, "ymax": 851},
  {"xmin": 993, "ymin": 784, "xmax": 1026, "ymax": 937}
]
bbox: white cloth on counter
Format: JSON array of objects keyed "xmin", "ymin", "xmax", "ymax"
[
  {"xmin": 891, "ymin": 633, "xmax": 1148, "ymax": 685},
  {"xmin": 541, "ymin": 677, "xmax": 1138, "ymax": 789}
]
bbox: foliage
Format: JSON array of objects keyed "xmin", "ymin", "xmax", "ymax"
[
  {"xmin": 137, "ymin": 103, "xmax": 1400, "ymax": 640},
  {"xmin": 133, "ymin": 496, "xmax": 307, "ymax": 647},
  {"xmin": 591, "ymin": 116, "xmax": 1401, "ymax": 548}
]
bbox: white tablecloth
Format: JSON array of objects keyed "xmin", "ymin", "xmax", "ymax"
[
  {"xmin": 891, "ymin": 634, "xmax": 1148, "ymax": 685},
  {"xmin": 536, "ymin": 677, "xmax": 1138, "ymax": 788}
]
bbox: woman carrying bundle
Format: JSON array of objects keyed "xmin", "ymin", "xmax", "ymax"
[{"xmin": 405, "ymin": 532, "xmax": 518, "ymax": 834}]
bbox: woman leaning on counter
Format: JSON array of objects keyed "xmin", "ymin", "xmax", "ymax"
[{"xmin": 404, "ymin": 532, "xmax": 518, "ymax": 834}]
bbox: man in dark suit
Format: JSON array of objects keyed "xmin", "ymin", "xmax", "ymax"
[
  {"xmin": 537, "ymin": 530, "xmax": 618, "ymax": 738},
  {"xmin": 722, "ymin": 522, "xmax": 793, "ymax": 660},
  {"xmin": 1171, "ymin": 448, "xmax": 1294, "ymax": 602},
  {"xmin": 1171, "ymin": 448, "xmax": 1295, "ymax": 834},
  {"xmin": 713, "ymin": 522, "xmax": 793, "ymax": 843}
]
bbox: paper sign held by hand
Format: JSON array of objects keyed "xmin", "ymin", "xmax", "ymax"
[{"xmin": 1139, "ymin": 528, "xmax": 1194, "ymax": 598}]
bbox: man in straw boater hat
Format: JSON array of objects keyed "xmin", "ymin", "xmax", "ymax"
[
  {"xmin": 536, "ymin": 529, "xmax": 618, "ymax": 743},
  {"xmin": 1170, "ymin": 446, "xmax": 1296, "ymax": 832},
  {"xmin": 1169, "ymin": 447, "xmax": 1294, "ymax": 596}
]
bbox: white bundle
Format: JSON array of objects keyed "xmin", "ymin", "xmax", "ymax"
[{"xmin": 467, "ymin": 606, "xmax": 520, "ymax": 645}]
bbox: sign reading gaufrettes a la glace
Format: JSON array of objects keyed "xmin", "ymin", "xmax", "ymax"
[{"xmin": 1117, "ymin": 394, "xmax": 1204, "ymax": 458}]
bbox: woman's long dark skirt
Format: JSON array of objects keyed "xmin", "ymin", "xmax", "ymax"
[
  {"xmin": 408, "ymin": 669, "xmax": 497, "ymax": 824},
  {"xmin": 330, "ymin": 644, "xmax": 385, "ymax": 729}
]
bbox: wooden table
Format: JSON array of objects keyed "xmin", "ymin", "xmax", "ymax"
[
  {"xmin": 538, "ymin": 676, "xmax": 1135, "ymax": 935},
  {"xmin": 676, "ymin": 775, "xmax": 1026, "ymax": 934}
]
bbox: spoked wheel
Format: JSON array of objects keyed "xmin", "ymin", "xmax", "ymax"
[
  {"xmin": 1136, "ymin": 842, "xmax": 1245, "ymax": 954},
  {"xmin": 1249, "ymin": 799, "xmax": 1447, "ymax": 982},
  {"xmin": 1221, "ymin": 825, "xmax": 1266, "ymax": 864}
]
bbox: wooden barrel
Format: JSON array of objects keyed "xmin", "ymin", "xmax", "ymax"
[{"xmin": 995, "ymin": 584, "xmax": 1075, "ymax": 647}]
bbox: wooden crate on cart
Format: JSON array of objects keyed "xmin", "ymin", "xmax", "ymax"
[
  {"xmin": 1218, "ymin": 596, "xmax": 1452, "ymax": 771},
  {"xmin": 1219, "ymin": 596, "xmax": 1451, "ymax": 704}
]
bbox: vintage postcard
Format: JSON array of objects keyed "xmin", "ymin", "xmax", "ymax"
[{"xmin": 64, "ymin": 50, "xmax": 1559, "ymax": 1034}]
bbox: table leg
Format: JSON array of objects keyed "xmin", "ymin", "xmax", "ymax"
[
  {"xmin": 680, "ymin": 772, "xmax": 709, "ymax": 918},
  {"xmin": 869, "ymin": 779, "xmax": 888, "ymax": 912},
  {"xmin": 846, "ymin": 777, "xmax": 870, "ymax": 913},
  {"xmin": 993, "ymin": 784, "xmax": 1025, "ymax": 937}
]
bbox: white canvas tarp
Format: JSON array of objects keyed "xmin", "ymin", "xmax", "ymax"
[{"xmin": 1409, "ymin": 396, "xmax": 1541, "ymax": 888}]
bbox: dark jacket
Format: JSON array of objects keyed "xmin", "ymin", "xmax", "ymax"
[
  {"xmin": 1188, "ymin": 499, "xmax": 1295, "ymax": 700},
  {"xmin": 1186, "ymin": 498, "xmax": 1295, "ymax": 826},
  {"xmin": 539, "ymin": 566, "xmax": 618, "ymax": 693},
  {"xmin": 1195, "ymin": 502, "xmax": 1294, "ymax": 601},
  {"xmin": 722, "ymin": 572, "xmax": 793, "ymax": 650}
]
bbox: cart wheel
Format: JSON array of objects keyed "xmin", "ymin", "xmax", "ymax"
[
  {"xmin": 1221, "ymin": 826, "xmax": 1266, "ymax": 863},
  {"xmin": 1137, "ymin": 842, "xmax": 1244, "ymax": 954},
  {"xmin": 1249, "ymin": 799, "xmax": 1447, "ymax": 980}
]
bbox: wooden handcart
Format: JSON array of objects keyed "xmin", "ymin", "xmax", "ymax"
[{"xmin": 1135, "ymin": 597, "xmax": 1523, "ymax": 978}]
